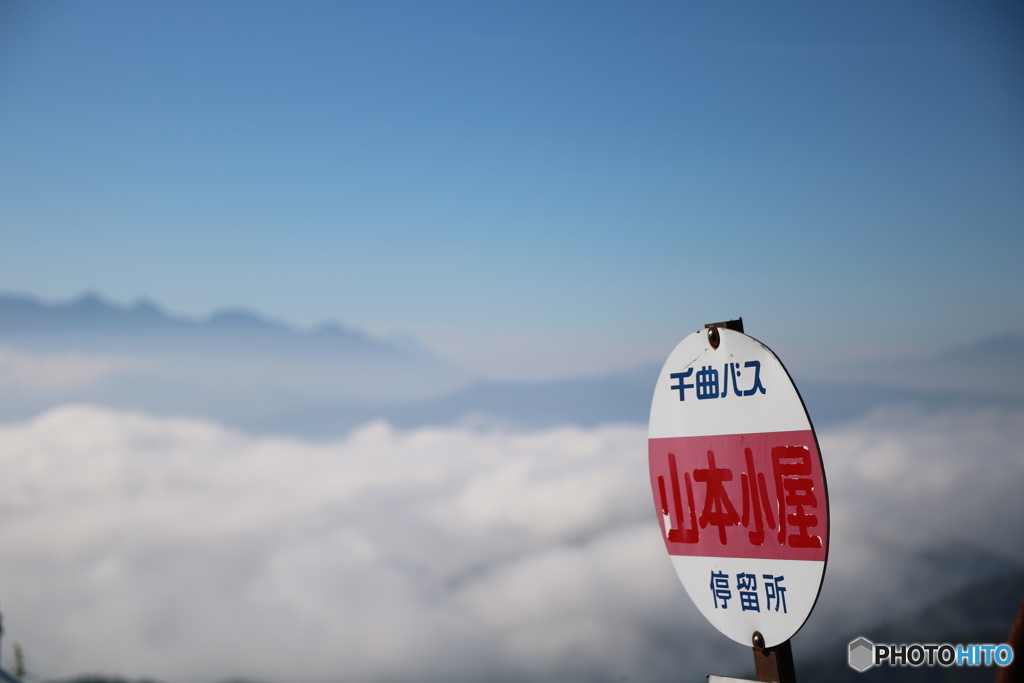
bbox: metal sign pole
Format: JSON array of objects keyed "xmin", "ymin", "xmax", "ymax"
[{"xmin": 752, "ymin": 632, "xmax": 797, "ymax": 683}]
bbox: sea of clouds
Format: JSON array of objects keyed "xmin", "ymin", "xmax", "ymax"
[{"xmin": 0, "ymin": 404, "xmax": 1022, "ymax": 683}]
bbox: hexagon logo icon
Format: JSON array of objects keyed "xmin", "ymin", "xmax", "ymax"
[{"xmin": 848, "ymin": 637, "xmax": 874, "ymax": 672}]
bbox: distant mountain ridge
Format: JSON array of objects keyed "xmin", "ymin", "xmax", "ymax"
[
  {"xmin": 0, "ymin": 292, "xmax": 392, "ymax": 355},
  {"xmin": 0, "ymin": 292, "xmax": 472, "ymax": 418},
  {"xmin": 815, "ymin": 332, "xmax": 1024, "ymax": 400},
  {"xmin": 1, "ymin": 292, "xmax": 1022, "ymax": 436}
]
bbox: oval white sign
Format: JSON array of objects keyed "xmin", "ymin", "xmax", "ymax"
[{"xmin": 648, "ymin": 326, "xmax": 828, "ymax": 647}]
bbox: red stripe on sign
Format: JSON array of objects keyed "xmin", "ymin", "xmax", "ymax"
[{"xmin": 649, "ymin": 430, "xmax": 827, "ymax": 562}]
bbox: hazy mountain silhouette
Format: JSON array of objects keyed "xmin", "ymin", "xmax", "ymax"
[
  {"xmin": 810, "ymin": 333, "xmax": 1024, "ymax": 400},
  {"xmin": 1, "ymin": 292, "xmax": 1022, "ymax": 436},
  {"xmin": 0, "ymin": 291, "xmax": 406, "ymax": 355},
  {"xmin": 0, "ymin": 292, "xmax": 472, "ymax": 427},
  {"xmin": 372, "ymin": 336, "xmax": 1024, "ymax": 434}
]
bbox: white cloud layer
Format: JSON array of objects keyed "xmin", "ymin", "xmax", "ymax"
[{"xmin": 0, "ymin": 405, "xmax": 1021, "ymax": 683}]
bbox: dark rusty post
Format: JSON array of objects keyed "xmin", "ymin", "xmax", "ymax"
[
  {"xmin": 752, "ymin": 631, "xmax": 797, "ymax": 683},
  {"xmin": 995, "ymin": 597, "xmax": 1024, "ymax": 683}
]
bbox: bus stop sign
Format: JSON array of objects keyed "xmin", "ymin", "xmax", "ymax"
[{"xmin": 649, "ymin": 325, "xmax": 828, "ymax": 647}]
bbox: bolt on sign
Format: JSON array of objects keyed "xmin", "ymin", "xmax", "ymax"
[{"xmin": 648, "ymin": 325, "xmax": 828, "ymax": 648}]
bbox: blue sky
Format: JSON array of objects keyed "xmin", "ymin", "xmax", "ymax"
[{"xmin": 1, "ymin": 1, "xmax": 1022, "ymax": 378}]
